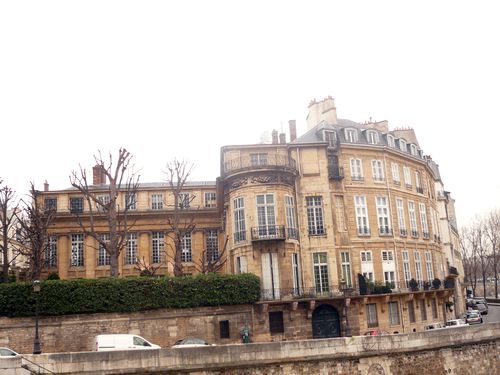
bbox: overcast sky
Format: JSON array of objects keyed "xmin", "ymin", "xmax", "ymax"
[{"xmin": 1, "ymin": 1, "xmax": 499, "ymax": 227}]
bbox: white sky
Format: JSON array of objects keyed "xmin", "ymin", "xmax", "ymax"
[{"xmin": 1, "ymin": 1, "xmax": 499, "ymax": 227}]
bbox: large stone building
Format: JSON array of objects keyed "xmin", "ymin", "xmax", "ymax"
[{"xmin": 37, "ymin": 97, "xmax": 464, "ymax": 338}]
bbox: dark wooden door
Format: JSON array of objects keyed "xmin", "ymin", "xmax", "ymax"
[{"xmin": 312, "ymin": 304, "xmax": 340, "ymax": 338}]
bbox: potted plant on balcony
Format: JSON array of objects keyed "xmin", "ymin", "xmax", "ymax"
[
  {"xmin": 423, "ymin": 281, "xmax": 431, "ymax": 290},
  {"xmin": 445, "ymin": 300, "xmax": 454, "ymax": 312},
  {"xmin": 409, "ymin": 278, "xmax": 419, "ymax": 291},
  {"xmin": 432, "ymin": 278, "xmax": 441, "ymax": 289}
]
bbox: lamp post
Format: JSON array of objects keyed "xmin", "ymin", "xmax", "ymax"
[
  {"xmin": 33, "ymin": 280, "xmax": 41, "ymax": 355},
  {"xmin": 340, "ymin": 278, "xmax": 352, "ymax": 337}
]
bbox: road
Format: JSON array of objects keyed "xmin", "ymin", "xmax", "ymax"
[{"xmin": 483, "ymin": 304, "xmax": 500, "ymax": 324}]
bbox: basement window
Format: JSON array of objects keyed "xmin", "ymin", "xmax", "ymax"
[
  {"xmin": 219, "ymin": 320, "xmax": 230, "ymax": 339},
  {"xmin": 269, "ymin": 311, "xmax": 284, "ymax": 334}
]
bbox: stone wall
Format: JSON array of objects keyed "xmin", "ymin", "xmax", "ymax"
[{"xmin": 9, "ymin": 322, "xmax": 500, "ymax": 375}]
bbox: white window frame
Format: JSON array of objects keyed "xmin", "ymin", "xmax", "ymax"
[
  {"xmin": 388, "ymin": 301, "xmax": 400, "ymax": 325},
  {"xmin": 285, "ymin": 195, "xmax": 298, "ymax": 239},
  {"xmin": 324, "ymin": 130, "xmax": 337, "ymax": 147},
  {"xmin": 371, "ymin": 160, "xmax": 385, "ymax": 182},
  {"xmin": 367, "ymin": 130, "xmax": 379, "ymax": 144},
  {"xmin": 233, "ymin": 197, "xmax": 246, "ymax": 242},
  {"xmin": 391, "ymin": 162, "xmax": 400, "ymax": 183},
  {"xmin": 402, "ymin": 250, "xmax": 411, "ymax": 286},
  {"xmin": 354, "ymin": 195, "xmax": 370, "ymax": 235},
  {"xmin": 125, "ymin": 193, "xmax": 137, "ymax": 210},
  {"xmin": 98, "ymin": 233, "xmax": 110, "ymax": 266},
  {"xmin": 71, "ymin": 234, "xmax": 84, "ymax": 267},
  {"xmin": 366, "ymin": 303, "xmax": 378, "ymax": 328},
  {"xmin": 425, "ymin": 252, "xmax": 434, "ymax": 281},
  {"xmin": 151, "ymin": 231, "xmax": 165, "ymax": 264},
  {"xmin": 306, "ymin": 196, "xmax": 325, "ymax": 235},
  {"xmin": 204, "ymin": 192, "xmax": 217, "ymax": 208},
  {"xmin": 178, "ymin": 193, "xmax": 190, "ymax": 209},
  {"xmin": 205, "ymin": 229, "xmax": 219, "ymax": 262},
  {"xmin": 151, "ymin": 193, "xmax": 163, "ymax": 210},
  {"xmin": 376, "ymin": 196, "xmax": 391, "ymax": 235},
  {"xmin": 399, "ymin": 139, "xmax": 407, "ymax": 152},
  {"xmin": 181, "ymin": 232, "xmax": 192, "ymax": 262},
  {"xmin": 256, "ymin": 193, "xmax": 277, "ymax": 237},
  {"xmin": 46, "ymin": 235, "xmax": 57, "ymax": 268},
  {"xmin": 341, "ymin": 251, "xmax": 352, "ymax": 287},
  {"xmin": 382, "ymin": 250, "xmax": 394, "ymax": 261},
  {"xmin": 387, "ymin": 134, "xmax": 396, "ymax": 148},
  {"xmin": 345, "ymin": 128, "xmax": 358, "ymax": 143},
  {"xmin": 396, "ymin": 198, "xmax": 407, "ymax": 236},
  {"xmin": 414, "ymin": 251, "xmax": 423, "ymax": 281},
  {"xmin": 313, "ymin": 252, "xmax": 329, "ymax": 294},
  {"xmin": 410, "ymin": 144, "xmax": 418, "ymax": 156},
  {"xmin": 125, "ymin": 232, "xmax": 138, "ymax": 265},
  {"xmin": 408, "ymin": 201, "xmax": 418, "ymax": 237},
  {"xmin": 419, "ymin": 203, "xmax": 429, "ymax": 238},
  {"xmin": 361, "ymin": 251, "xmax": 372, "ymax": 262},
  {"xmin": 403, "ymin": 166, "xmax": 412, "ymax": 187},
  {"xmin": 350, "ymin": 158, "xmax": 364, "ymax": 181},
  {"xmin": 236, "ymin": 255, "xmax": 247, "ymax": 274}
]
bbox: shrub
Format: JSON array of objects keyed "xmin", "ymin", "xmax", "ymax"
[
  {"xmin": 0, "ymin": 273, "xmax": 261, "ymax": 317},
  {"xmin": 46, "ymin": 272, "xmax": 60, "ymax": 280}
]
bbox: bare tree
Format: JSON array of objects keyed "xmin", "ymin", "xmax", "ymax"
[
  {"xmin": 462, "ymin": 218, "xmax": 490, "ymax": 297},
  {"xmin": 164, "ymin": 159, "xmax": 196, "ymax": 276},
  {"xmin": 0, "ymin": 181, "xmax": 20, "ymax": 281},
  {"xmin": 134, "ymin": 256, "xmax": 162, "ymax": 277},
  {"xmin": 461, "ymin": 226, "xmax": 479, "ymax": 295},
  {"xmin": 195, "ymin": 235, "xmax": 229, "ymax": 274},
  {"xmin": 485, "ymin": 210, "xmax": 500, "ymax": 299},
  {"xmin": 70, "ymin": 148, "xmax": 140, "ymax": 277},
  {"xmin": 15, "ymin": 182, "xmax": 56, "ymax": 281}
]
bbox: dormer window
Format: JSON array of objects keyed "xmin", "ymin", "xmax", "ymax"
[
  {"xmin": 410, "ymin": 144, "xmax": 418, "ymax": 156},
  {"xmin": 399, "ymin": 139, "xmax": 407, "ymax": 152},
  {"xmin": 323, "ymin": 130, "xmax": 337, "ymax": 147},
  {"xmin": 387, "ymin": 135, "xmax": 395, "ymax": 148},
  {"xmin": 344, "ymin": 128, "xmax": 358, "ymax": 143},
  {"xmin": 367, "ymin": 130, "xmax": 379, "ymax": 145}
]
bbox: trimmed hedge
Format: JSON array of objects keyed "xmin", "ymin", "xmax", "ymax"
[{"xmin": 0, "ymin": 273, "xmax": 261, "ymax": 318}]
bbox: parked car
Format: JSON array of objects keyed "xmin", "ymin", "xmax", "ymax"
[
  {"xmin": 473, "ymin": 302, "xmax": 488, "ymax": 315},
  {"xmin": 473, "ymin": 297, "xmax": 488, "ymax": 306},
  {"xmin": 363, "ymin": 329, "xmax": 389, "ymax": 336},
  {"xmin": 0, "ymin": 347, "xmax": 20, "ymax": 357},
  {"xmin": 424, "ymin": 322, "xmax": 445, "ymax": 330},
  {"xmin": 95, "ymin": 334, "xmax": 160, "ymax": 351},
  {"xmin": 445, "ymin": 319, "xmax": 469, "ymax": 328},
  {"xmin": 172, "ymin": 338, "xmax": 213, "ymax": 348},
  {"xmin": 464, "ymin": 311, "xmax": 483, "ymax": 325}
]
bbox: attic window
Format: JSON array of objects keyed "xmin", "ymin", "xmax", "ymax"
[
  {"xmin": 344, "ymin": 128, "xmax": 358, "ymax": 143},
  {"xmin": 387, "ymin": 135, "xmax": 395, "ymax": 148},
  {"xmin": 367, "ymin": 131, "xmax": 379, "ymax": 145},
  {"xmin": 410, "ymin": 144, "xmax": 418, "ymax": 156},
  {"xmin": 323, "ymin": 130, "xmax": 337, "ymax": 147},
  {"xmin": 399, "ymin": 139, "xmax": 407, "ymax": 152}
]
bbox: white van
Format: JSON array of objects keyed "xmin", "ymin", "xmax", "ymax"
[{"xmin": 95, "ymin": 334, "xmax": 161, "ymax": 351}]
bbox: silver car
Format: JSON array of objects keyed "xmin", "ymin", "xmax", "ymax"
[{"xmin": 0, "ymin": 347, "xmax": 20, "ymax": 357}]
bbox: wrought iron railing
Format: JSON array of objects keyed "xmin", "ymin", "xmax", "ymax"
[
  {"xmin": 223, "ymin": 155, "xmax": 297, "ymax": 176},
  {"xmin": 251, "ymin": 226, "xmax": 286, "ymax": 241}
]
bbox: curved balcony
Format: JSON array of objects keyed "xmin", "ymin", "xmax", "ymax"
[{"xmin": 222, "ymin": 155, "xmax": 297, "ymax": 178}]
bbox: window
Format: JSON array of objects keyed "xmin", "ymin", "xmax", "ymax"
[
  {"xmin": 256, "ymin": 194, "xmax": 276, "ymax": 237},
  {"xmin": 233, "ymin": 197, "xmax": 246, "ymax": 242},
  {"xmin": 152, "ymin": 231, "xmax": 164, "ymax": 264},
  {"xmin": 178, "ymin": 193, "xmax": 190, "ymax": 209},
  {"xmin": 388, "ymin": 301, "xmax": 400, "ymax": 325},
  {"xmin": 414, "ymin": 251, "xmax": 423, "ymax": 281},
  {"xmin": 344, "ymin": 128, "xmax": 358, "ymax": 143},
  {"xmin": 361, "ymin": 251, "xmax": 372, "ymax": 262},
  {"xmin": 71, "ymin": 234, "xmax": 84, "ymax": 267},
  {"xmin": 236, "ymin": 256, "xmax": 247, "ymax": 274},
  {"xmin": 408, "ymin": 201, "xmax": 418, "ymax": 237},
  {"xmin": 313, "ymin": 252, "xmax": 329, "ymax": 294},
  {"xmin": 419, "ymin": 299, "xmax": 427, "ymax": 321},
  {"xmin": 98, "ymin": 233, "xmax": 110, "ymax": 266},
  {"xmin": 391, "ymin": 163, "xmax": 400, "ymax": 184},
  {"xmin": 399, "ymin": 139, "xmax": 407, "ymax": 152},
  {"xmin": 354, "ymin": 195, "xmax": 370, "ymax": 235},
  {"xmin": 44, "ymin": 198, "xmax": 57, "ymax": 212},
  {"xmin": 250, "ymin": 153, "xmax": 267, "ymax": 166},
  {"xmin": 219, "ymin": 320, "xmax": 230, "ymax": 339},
  {"xmin": 350, "ymin": 158, "xmax": 363, "ymax": 181},
  {"xmin": 415, "ymin": 171, "xmax": 423, "ymax": 193},
  {"xmin": 125, "ymin": 192, "xmax": 136, "ymax": 210},
  {"xmin": 45, "ymin": 235, "xmax": 57, "ymax": 268},
  {"xmin": 204, "ymin": 192, "xmax": 217, "ymax": 208},
  {"xmin": 151, "ymin": 194, "xmax": 163, "ymax": 210},
  {"xmin": 96, "ymin": 194, "xmax": 110, "ymax": 212},
  {"xmin": 205, "ymin": 229, "xmax": 219, "ymax": 262},
  {"xmin": 371, "ymin": 160, "xmax": 385, "ymax": 181},
  {"xmin": 269, "ymin": 311, "xmax": 284, "ymax": 334},
  {"xmin": 407, "ymin": 301, "xmax": 416, "ymax": 323},
  {"xmin": 306, "ymin": 196, "xmax": 325, "ymax": 235},
  {"xmin": 181, "ymin": 232, "xmax": 192, "ymax": 262},
  {"xmin": 384, "ymin": 271, "xmax": 395, "ymax": 285},
  {"xmin": 335, "ymin": 196, "xmax": 347, "ymax": 232},
  {"xmin": 70, "ymin": 197, "xmax": 84, "ymax": 213},
  {"xmin": 382, "ymin": 250, "xmax": 394, "ymax": 261},
  {"xmin": 425, "ymin": 252, "xmax": 434, "ymax": 281},
  {"xmin": 125, "ymin": 233, "xmax": 138, "ymax": 265},
  {"xmin": 324, "ymin": 130, "xmax": 337, "ymax": 146},
  {"xmin": 419, "ymin": 203, "xmax": 429, "ymax": 238},
  {"xmin": 403, "ymin": 166, "xmax": 412, "ymax": 188},
  {"xmin": 376, "ymin": 196, "xmax": 391, "ymax": 235},
  {"xmin": 363, "ymin": 272, "xmax": 374, "ymax": 281},
  {"xmin": 285, "ymin": 196, "xmax": 298, "ymax": 239},
  {"xmin": 292, "ymin": 253, "xmax": 302, "ymax": 296},
  {"xmin": 402, "ymin": 250, "xmax": 411, "ymax": 287},
  {"xmin": 410, "ymin": 144, "xmax": 418, "ymax": 156},
  {"xmin": 396, "ymin": 198, "xmax": 407, "ymax": 236},
  {"xmin": 366, "ymin": 304, "xmax": 378, "ymax": 328},
  {"xmin": 431, "ymin": 299, "xmax": 438, "ymax": 319},
  {"xmin": 387, "ymin": 134, "xmax": 396, "ymax": 148},
  {"xmin": 367, "ymin": 130, "xmax": 379, "ymax": 144},
  {"xmin": 341, "ymin": 252, "xmax": 352, "ymax": 287}
]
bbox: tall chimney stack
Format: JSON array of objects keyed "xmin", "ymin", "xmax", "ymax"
[
  {"xmin": 93, "ymin": 165, "xmax": 107, "ymax": 185},
  {"xmin": 289, "ymin": 120, "xmax": 297, "ymax": 142},
  {"xmin": 279, "ymin": 133, "xmax": 286, "ymax": 144},
  {"xmin": 44, "ymin": 180, "xmax": 49, "ymax": 192},
  {"xmin": 271, "ymin": 129, "xmax": 279, "ymax": 144}
]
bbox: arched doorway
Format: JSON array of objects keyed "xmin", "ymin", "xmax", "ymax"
[{"xmin": 312, "ymin": 304, "xmax": 341, "ymax": 338}]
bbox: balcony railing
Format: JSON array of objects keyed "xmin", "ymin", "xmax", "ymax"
[
  {"xmin": 251, "ymin": 226, "xmax": 286, "ymax": 241},
  {"xmin": 378, "ymin": 226, "xmax": 392, "ymax": 236},
  {"xmin": 223, "ymin": 155, "xmax": 297, "ymax": 176},
  {"xmin": 260, "ymin": 285, "xmax": 353, "ymax": 301},
  {"xmin": 357, "ymin": 226, "xmax": 371, "ymax": 236}
]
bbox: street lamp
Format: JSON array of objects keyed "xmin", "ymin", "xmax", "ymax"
[
  {"xmin": 33, "ymin": 280, "xmax": 41, "ymax": 355},
  {"xmin": 340, "ymin": 278, "xmax": 352, "ymax": 337}
]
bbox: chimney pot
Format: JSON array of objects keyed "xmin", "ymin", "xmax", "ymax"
[
  {"xmin": 44, "ymin": 180, "xmax": 49, "ymax": 192},
  {"xmin": 289, "ymin": 120, "xmax": 297, "ymax": 142},
  {"xmin": 271, "ymin": 129, "xmax": 279, "ymax": 144},
  {"xmin": 93, "ymin": 165, "xmax": 107, "ymax": 185}
]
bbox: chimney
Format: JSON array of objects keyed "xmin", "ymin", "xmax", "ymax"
[
  {"xmin": 44, "ymin": 180, "xmax": 49, "ymax": 192},
  {"xmin": 306, "ymin": 96, "xmax": 338, "ymax": 130},
  {"xmin": 279, "ymin": 133, "xmax": 286, "ymax": 144},
  {"xmin": 289, "ymin": 120, "xmax": 297, "ymax": 142},
  {"xmin": 271, "ymin": 129, "xmax": 279, "ymax": 144},
  {"xmin": 93, "ymin": 165, "xmax": 107, "ymax": 185}
]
